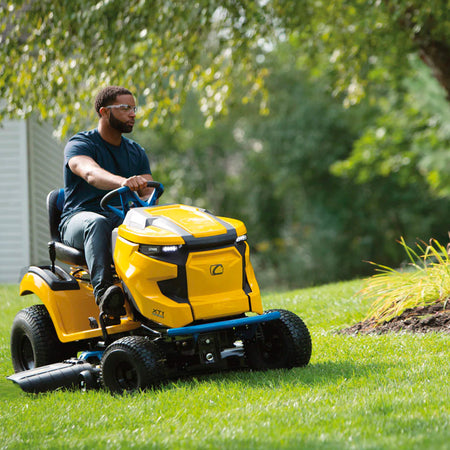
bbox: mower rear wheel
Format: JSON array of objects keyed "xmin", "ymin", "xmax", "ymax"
[
  {"xmin": 244, "ymin": 309, "xmax": 312, "ymax": 370},
  {"xmin": 10, "ymin": 304, "xmax": 74, "ymax": 372},
  {"xmin": 100, "ymin": 336, "xmax": 166, "ymax": 393}
]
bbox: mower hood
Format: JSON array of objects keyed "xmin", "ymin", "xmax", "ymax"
[{"xmin": 118, "ymin": 204, "xmax": 247, "ymax": 247}]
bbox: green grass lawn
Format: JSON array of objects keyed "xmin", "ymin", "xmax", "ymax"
[{"xmin": 1, "ymin": 280, "xmax": 449, "ymax": 449}]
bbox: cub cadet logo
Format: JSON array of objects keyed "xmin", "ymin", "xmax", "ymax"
[
  {"xmin": 210, "ymin": 264, "xmax": 224, "ymax": 276},
  {"xmin": 152, "ymin": 308, "xmax": 165, "ymax": 319}
]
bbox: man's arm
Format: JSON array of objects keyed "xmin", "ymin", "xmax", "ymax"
[{"xmin": 68, "ymin": 155, "xmax": 152, "ymax": 192}]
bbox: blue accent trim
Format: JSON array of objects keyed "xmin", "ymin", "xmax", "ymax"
[
  {"xmin": 56, "ymin": 188, "xmax": 65, "ymax": 211},
  {"xmin": 148, "ymin": 183, "xmax": 164, "ymax": 206},
  {"xmin": 79, "ymin": 350, "xmax": 104, "ymax": 361},
  {"xmin": 106, "ymin": 187, "xmax": 147, "ymax": 219},
  {"xmin": 167, "ymin": 311, "xmax": 281, "ymax": 337},
  {"xmin": 106, "ymin": 183, "xmax": 164, "ymax": 218}
]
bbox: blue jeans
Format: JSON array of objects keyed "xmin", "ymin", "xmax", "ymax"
[{"xmin": 60, "ymin": 211, "xmax": 123, "ymax": 300}]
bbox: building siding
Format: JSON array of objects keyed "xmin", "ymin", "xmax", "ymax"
[
  {"xmin": 0, "ymin": 118, "xmax": 64, "ymax": 283},
  {"xmin": 0, "ymin": 120, "xmax": 30, "ymax": 283},
  {"xmin": 27, "ymin": 119, "xmax": 64, "ymax": 265}
]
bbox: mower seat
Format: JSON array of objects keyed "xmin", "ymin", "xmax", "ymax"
[{"xmin": 47, "ymin": 189, "xmax": 87, "ymax": 267}]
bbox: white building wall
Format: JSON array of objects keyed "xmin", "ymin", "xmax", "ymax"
[
  {"xmin": 0, "ymin": 118, "xmax": 64, "ymax": 283},
  {"xmin": 0, "ymin": 120, "xmax": 30, "ymax": 283},
  {"xmin": 27, "ymin": 119, "xmax": 64, "ymax": 265}
]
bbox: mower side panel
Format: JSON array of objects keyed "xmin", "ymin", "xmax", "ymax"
[
  {"xmin": 19, "ymin": 269, "xmax": 140, "ymax": 343},
  {"xmin": 114, "ymin": 237, "xmax": 195, "ymax": 328}
]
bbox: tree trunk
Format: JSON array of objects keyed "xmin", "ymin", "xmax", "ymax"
[{"xmin": 418, "ymin": 40, "xmax": 450, "ymax": 100}]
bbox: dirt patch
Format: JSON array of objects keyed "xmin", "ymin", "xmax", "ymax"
[{"xmin": 339, "ymin": 302, "xmax": 450, "ymax": 335}]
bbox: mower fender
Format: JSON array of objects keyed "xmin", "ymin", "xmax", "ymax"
[{"xmin": 19, "ymin": 266, "xmax": 140, "ymax": 342}]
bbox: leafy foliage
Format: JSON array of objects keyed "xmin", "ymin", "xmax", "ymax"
[
  {"xmin": 238, "ymin": 56, "xmax": 450, "ymax": 287},
  {"xmin": 2, "ymin": 1, "xmax": 450, "ymax": 136},
  {"xmin": 0, "ymin": 0, "xmax": 271, "ymax": 135},
  {"xmin": 135, "ymin": 46, "xmax": 450, "ymax": 289},
  {"xmin": 278, "ymin": 0, "xmax": 450, "ymax": 103},
  {"xmin": 331, "ymin": 57, "xmax": 450, "ymax": 197},
  {"xmin": 3, "ymin": 1, "xmax": 450, "ymax": 288},
  {"xmin": 3, "ymin": 1, "xmax": 449, "ymax": 198}
]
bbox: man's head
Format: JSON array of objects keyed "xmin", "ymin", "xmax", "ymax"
[
  {"xmin": 95, "ymin": 86, "xmax": 137, "ymax": 134},
  {"xmin": 95, "ymin": 86, "xmax": 133, "ymax": 116}
]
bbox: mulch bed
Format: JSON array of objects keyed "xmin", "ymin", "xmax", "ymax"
[{"xmin": 339, "ymin": 302, "xmax": 450, "ymax": 335}]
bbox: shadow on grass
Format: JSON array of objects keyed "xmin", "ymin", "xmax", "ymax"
[
  {"xmin": 162, "ymin": 359, "xmax": 390, "ymax": 391},
  {"xmin": 2, "ymin": 359, "xmax": 391, "ymax": 399}
]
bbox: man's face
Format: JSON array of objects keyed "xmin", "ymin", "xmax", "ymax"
[{"xmin": 107, "ymin": 94, "xmax": 136, "ymax": 133}]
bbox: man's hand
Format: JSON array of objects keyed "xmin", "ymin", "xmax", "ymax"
[
  {"xmin": 121, "ymin": 175, "xmax": 149, "ymax": 192},
  {"xmin": 123, "ymin": 174, "xmax": 155, "ymax": 201}
]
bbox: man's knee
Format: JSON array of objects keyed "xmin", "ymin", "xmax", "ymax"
[{"xmin": 84, "ymin": 214, "xmax": 114, "ymax": 236}]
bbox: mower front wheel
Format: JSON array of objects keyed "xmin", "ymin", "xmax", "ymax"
[
  {"xmin": 244, "ymin": 309, "xmax": 312, "ymax": 370},
  {"xmin": 100, "ymin": 336, "xmax": 166, "ymax": 394}
]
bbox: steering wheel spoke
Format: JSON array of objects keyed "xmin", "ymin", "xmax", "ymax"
[{"xmin": 100, "ymin": 181, "xmax": 164, "ymax": 218}]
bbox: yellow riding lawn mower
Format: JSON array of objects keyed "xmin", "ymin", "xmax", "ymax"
[{"xmin": 8, "ymin": 182, "xmax": 311, "ymax": 393}]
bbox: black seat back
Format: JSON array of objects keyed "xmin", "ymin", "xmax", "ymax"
[
  {"xmin": 46, "ymin": 189, "xmax": 87, "ymax": 267},
  {"xmin": 47, "ymin": 189, "xmax": 65, "ymax": 242}
]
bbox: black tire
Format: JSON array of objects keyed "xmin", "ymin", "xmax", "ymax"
[
  {"xmin": 244, "ymin": 309, "xmax": 312, "ymax": 370},
  {"xmin": 100, "ymin": 336, "xmax": 166, "ymax": 394},
  {"xmin": 10, "ymin": 304, "xmax": 73, "ymax": 372}
]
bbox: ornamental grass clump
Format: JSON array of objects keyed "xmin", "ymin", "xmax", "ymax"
[{"xmin": 360, "ymin": 237, "xmax": 450, "ymax": 324}]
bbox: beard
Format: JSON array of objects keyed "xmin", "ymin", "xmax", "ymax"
[{"xmin": 109, "ymin": 110, "xmax": 134, "ymax": 133}]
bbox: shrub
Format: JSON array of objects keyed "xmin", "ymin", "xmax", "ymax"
[{"xmin": 360, "ymin": 237, "xmax": 450, "ymax": 323}]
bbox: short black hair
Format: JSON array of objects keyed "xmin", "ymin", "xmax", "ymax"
[{"xmin": 94, "ymin": 86, "xmax": 133, "ymax": 117}]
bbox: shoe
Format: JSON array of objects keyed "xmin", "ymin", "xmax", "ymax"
[{"xmin": 98, "ymin": 285, "xmax": 126, "ymax": 316}]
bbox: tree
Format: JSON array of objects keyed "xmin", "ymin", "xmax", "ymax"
[
  {"xmin": 330, "ymin": 56, "xmax": 450, "ymax": 198},
  {"xmin": 271, "ymin": 1, "xmax": 450, "ymax": 199},
  {"xmin": 271, "ymin": 0, "xmax": 450, "ymax": 104},
  {"xmin": 2, "ymin": 1, "xmax": 450, "ymax": 288},
  {"xmin": 134, "ymin": 45, "xmax": 450, "ymax": 289},
  {"xmin": 0, "ymin": 0, "xmax": 271, "ymax": 135},
  {"xmin": 238, "ymin": 49, "xmax": 450, "ymax": 288},
  {"xmin": 1, "ymin": 1, "xmax": 450, "ymax": 135}
]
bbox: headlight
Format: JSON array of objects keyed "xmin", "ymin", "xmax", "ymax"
[
  {"xmin": 139, "ymin": 244, "xmax": 181, "ymax": 256},
  {"xmin": 235, "ymin": 234, "xmax": 247, "ymax": 243}
]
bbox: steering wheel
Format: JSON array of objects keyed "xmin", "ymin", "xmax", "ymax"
[{"xmin": 100, "ymin": 181, "xmax": 164, "ymax": 219}]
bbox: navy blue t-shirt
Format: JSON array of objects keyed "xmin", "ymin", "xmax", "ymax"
[{"xmin": 61, "ymin": 129, "xmax": 151, "ymax": 223}]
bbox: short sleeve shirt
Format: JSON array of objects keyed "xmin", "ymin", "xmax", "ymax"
[{"xmin": 61, "ymin": 129, "xmax": 151, "ymax": 223}]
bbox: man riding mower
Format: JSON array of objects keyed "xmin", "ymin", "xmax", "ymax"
[{"xmin": 8, "ymin": 181, "xmax": 312, "ymax": 393}]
